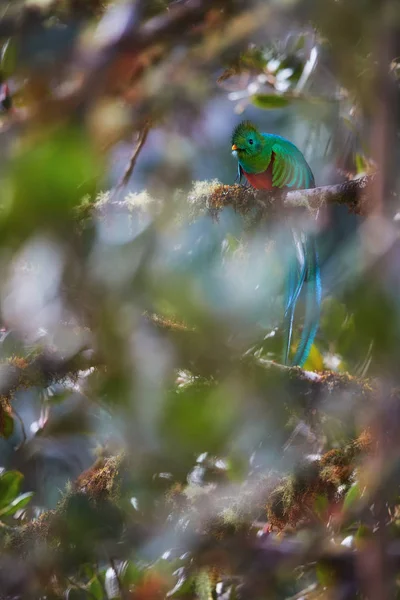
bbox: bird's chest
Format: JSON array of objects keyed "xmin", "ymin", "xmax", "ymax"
[
  {"xmin": 243, "ymin": 169, "xmax": 274, "ymax": 190},
  {"xmin": 241, "ymin": 155, "xmax": 275, "ymax": 190}
]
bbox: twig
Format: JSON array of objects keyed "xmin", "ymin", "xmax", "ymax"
[{"xmin": 112, "ymin": 123, "xmax": 150, "ymax": 198}]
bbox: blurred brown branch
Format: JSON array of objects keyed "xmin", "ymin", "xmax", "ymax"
[
  {"xmin": 112, "ymin": 122, "xmax": 150, "ymax": 197},
  {"xmin": 0, "ymin": 315, "xmax": 373, "ymax": 411},
  {"xmin": 0, "ymin": 349, "xmax": 95, "ymax": 402},
  {"xmin": 5, "ymin": 0, "xmax": 242, "ymax": 123}
]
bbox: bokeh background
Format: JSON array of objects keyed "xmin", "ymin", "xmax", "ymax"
[{"xmin": 0, "ymin": 0, "xmax": 398, "ymax": 598}]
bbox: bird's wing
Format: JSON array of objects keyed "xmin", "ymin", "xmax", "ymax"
[{"xmin": 271, "ymin": 141, "xmax": 315, "ymax": 189}]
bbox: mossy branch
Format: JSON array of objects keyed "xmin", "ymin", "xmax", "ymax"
[
  {"xmin": 0, "ymin": 315, "xmax": 374, "ymax": 409},
  {"xmin": 189, "ymin": 175, "xmax": 376, "ymax": 218},
  {"xmin": 94, "ymin": 175, "xmax": 377, "ymax": 224}
]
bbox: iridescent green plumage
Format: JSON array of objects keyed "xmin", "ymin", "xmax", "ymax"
[
  {"xmin": 231, "ymin": 120, "xmax": 315, "ymax": 188},
  {"xmin": 231, "ymin": 120, "xmax": 321, "ymax": 367}
]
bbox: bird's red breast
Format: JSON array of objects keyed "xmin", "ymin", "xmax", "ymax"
[{"xmin": 242, "ymin": 154, "xmax": 275, "ymax": 190}]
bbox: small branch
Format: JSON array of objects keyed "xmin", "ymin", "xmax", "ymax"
[{"xmin": 112, "ymin": 123, "xmax": 150, "ymax": 198}]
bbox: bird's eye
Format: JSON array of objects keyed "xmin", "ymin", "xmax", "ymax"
[{"xmin": 249, "ymin": 139, "xmax": 253, "ymax": 145}]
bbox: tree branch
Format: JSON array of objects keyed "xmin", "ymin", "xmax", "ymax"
[{"xmin": 189, "ymin": 175, "xmax": 377, "ymax": 218}]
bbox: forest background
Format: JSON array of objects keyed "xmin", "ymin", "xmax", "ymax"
[{"xmin": 0, "ymin": 0, "xmax": 398, "ymax": 598}]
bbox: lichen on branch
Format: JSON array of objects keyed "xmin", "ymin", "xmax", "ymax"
[{"xmin": 187, "ymin": 175, "xmax": 376, "ymax": 218}]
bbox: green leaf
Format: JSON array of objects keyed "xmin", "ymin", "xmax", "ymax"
[
  {"xmin": 0, "ymin": 492, "xmax": 34, "ymax": 517},
  {"xmin": 343, "ymin": 482, "xmax": 361, "ymax": 511},
  {"xmin": 121, "ymin": 561, "xmax": 144, "ymax": 587},
  {"xmin": 251, "ymin": 94, "xmax": 290, "ymax": 109},
  {"xmin": 1, "ymin": 39, "xmax": 17, "ymax": 79},
  {"xmin": 0, "ymin": 471, "xmax": 23, "ymax": 510},
  {"xmin": 89, "ymin": 576, "xmax": 105, "ymax": 600},
  {"xmin": 0, "ymin": 412, "xmax": 14, "ymax": 439}
]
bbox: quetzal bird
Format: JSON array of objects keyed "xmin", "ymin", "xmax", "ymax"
[{"xmin": 231, "ymin": 120, "xmax": 321, "ymax": 367}]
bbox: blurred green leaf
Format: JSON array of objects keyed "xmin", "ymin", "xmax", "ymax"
[
  {"xmin": 121, "ymin": 561, "xmax": 144, "ymax": 587},
  {"xmin": 88, "ymin": 576, "xmax": 105, "ymax": 600},
  {"xmin": 343, "ymin": 482, "xmax": 361, "ymax": 511},
  {"xmin": 251, "ymin": 94, "xmax": 290, "ymax": 109},
  {"xmin": 0, "ymin": 412, "xmax": 14, "ymax": 439},
  {"xmin": 6, "ymin": 126, "xmax": 103, "ymax": 239},
  {"xmin": 1, "ymin": 39, "xmax": 17, "ymax": 79},
  {"xmin": 0, "ymin": 471, "xmax": 23, "ymax": 510},
  {"xmin": 0, "ymin": 491, "xmax": 34, "ymax": 517}
]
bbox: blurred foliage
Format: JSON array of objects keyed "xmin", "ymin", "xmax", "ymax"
[{"xmin": 0, "ymin": 0, "xmax": 398, "ymax": 599}]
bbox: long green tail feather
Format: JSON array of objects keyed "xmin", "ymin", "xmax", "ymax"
[
  {"xmin": 290, "ymin": 235, "xmax": 321, "ymax": 367},
  {"xmin": 282, "ymin": 229, "xmax": 308, "ymax": 365},
  {"xmin": 282, "ymin": 261, "xmax": 298, "ymax": 365},
  {"xmin": 282, "ymin": 250, "xmax": 306, "ymax": 364}
]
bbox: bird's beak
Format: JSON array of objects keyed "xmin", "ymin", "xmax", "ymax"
[{"xmin": 231, "ymin": 144, "xmax": 238, "ymax": 151}]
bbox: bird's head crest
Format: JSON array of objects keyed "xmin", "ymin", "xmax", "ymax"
[
  {"xmin": 231, "ymin": 121, "xmax": 262, "ymax": 157},
  {"xmin": 231, "ymin": 121, "xmax": 259, "ymax": 146}
]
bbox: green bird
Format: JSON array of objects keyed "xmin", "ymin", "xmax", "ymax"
[{"xmin": 231, "ymin": 120, "xmax": 321, "ymax": 367}]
